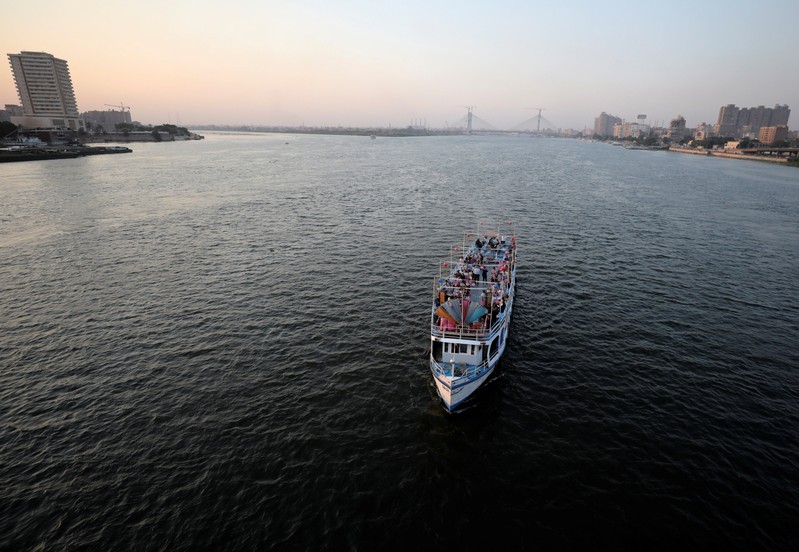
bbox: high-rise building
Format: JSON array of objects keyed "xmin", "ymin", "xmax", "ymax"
[
  {"xmin": 770, "ymin": 104, "xmax": 791, "ymax": 126},
  {"xmin": 594, "ymin": 112, "xmax": 622, "ymax": 138},
  {"xmin": 715, "ymin": 104, "xmax": 739, "ymax": 137},
  {"xmin": 714, "ymin": 103, "xmax": 790, "ymax": 138},
  {"xmin": 7, "ymin": 51, "xmax": 84, "ymax": 130},
  {"xmin": 667, "ymin": 115, "xmax": 688, "ymax": 142}
]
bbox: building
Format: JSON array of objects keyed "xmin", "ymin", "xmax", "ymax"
[
  {"xmin": 714, "ymin": 104, "xmax": 739, "ymax": 137},
  {"xmin": 1, "ymin": 105, "xmax": 16, "ymax": 122},
  {"xmin": 693, "ymin": 122, "xmax": 714, "ymax": 141},
  {"xmin": 594, "ymin": 112, "xmax": 622, "ymax": 138},
  {"xmin": 612, "ymin": 120, "xmax": 650, "ymax": 139},
  {"xmin": 667, "ymin": 115, "xmax": 688, "ymax": 142},
  {"xmin": 713, "ymin": 103, "xmax": 791, "ymax": 139},
  {"xmin": 82, "ymin": 109, "xmax": 132, "ymax": 132},
  {"xmin": 7, "ymin": 51, "xmax": 84, "ymax": 130},
  {"xmin": 758, "ymin": 125, "xmax": 789, "ymax": 144},
  {"xmin": 770, "ymin": 104, "xmax": 791, "ymax": 126},
  {"xmin": 0, "ymin": 103, "xmax": 23, "ymax": 122}
]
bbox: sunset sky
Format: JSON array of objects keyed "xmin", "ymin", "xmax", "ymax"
[{"xmin": 2, "ymin": 0, "xmax": 798, "ymax": 130}]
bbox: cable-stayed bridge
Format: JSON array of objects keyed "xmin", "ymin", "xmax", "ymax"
[
  {"xmin": 449, "ymin": 107, "xmax": 558, "ymax": 133},
  {"xmin": 451, "ymin": 110, "xmax": 497, "ymax": 131},
  {"xmin": 510, "ymin": 111, "xmax": 557, "ymax": 132}
]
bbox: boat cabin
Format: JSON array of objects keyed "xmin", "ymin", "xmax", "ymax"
[{"xmin": 433, "ymin": 339, "xmax": 486, "ymax": 365}]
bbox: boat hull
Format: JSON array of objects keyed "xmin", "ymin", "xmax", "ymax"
[
  {"xmin": 433, "ymin": 362, "xmax": 496, "ymax": 411},
  {"xmin": 430, "ymin": 321, "xmax": 511, "ymax": 411}
]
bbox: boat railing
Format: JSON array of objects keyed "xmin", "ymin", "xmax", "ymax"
[
  {"xmin": 430, "ymin": 311, "xmax": 507, "ymax": 340},
  {"xmin": 431, "ymin": 271, "xmax": 515, "ymax": 341},
  {"xmin": 431, "ymin": 346, "xmax": 504, "ymax": 380}
]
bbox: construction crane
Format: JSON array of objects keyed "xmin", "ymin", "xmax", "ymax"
[{"xmin": 104, "ymin": 102, "xmax": 130, "ymax": 112}]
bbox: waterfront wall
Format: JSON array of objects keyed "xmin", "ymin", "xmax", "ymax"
[
  {"xmin": 708, "ymin": 151, "xmax": 786, "ymax": 163},
  {"xmin": 669, "ymin": 147, "xmax": 708, "ymax": 156},
  {"xmin": 670, "ymin": 147, "xmax": 788, "ymax": 164}
]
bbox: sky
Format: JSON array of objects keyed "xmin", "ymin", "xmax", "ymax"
[{"xmin": 2, "ymin": 0, "xmax": 798, "ymax": 130}]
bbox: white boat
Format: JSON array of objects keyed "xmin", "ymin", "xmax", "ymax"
[{"xmin": 430, "ymin": 221, "xmax": 517, "ymax": 411}]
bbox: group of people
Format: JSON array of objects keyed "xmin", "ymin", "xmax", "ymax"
[{"xmin": 433, "ymin": 234, "xmax": 516, "ymax": 331}]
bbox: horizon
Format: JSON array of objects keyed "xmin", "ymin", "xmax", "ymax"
[{"xmin": 2, "ymin": 0, "xmax": 797, "ymax": 130}]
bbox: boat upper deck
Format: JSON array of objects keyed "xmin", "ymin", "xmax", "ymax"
[{"xmin": 431, "ymin": 223, "xmax": 516, "ymax": 341}]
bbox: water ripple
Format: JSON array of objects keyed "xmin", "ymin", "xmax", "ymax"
[{"xmin": 1, "ymin": 135, "xmax": 798, "ymax": 550}]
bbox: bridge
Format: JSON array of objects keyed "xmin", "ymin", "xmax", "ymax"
[
  {"xmin": 738, "ymin": 147, "xmax": 799, "ymax": 158},
  {"xmin": 449, "ymin": 107, "xmax": 558, "ymax": 133}
]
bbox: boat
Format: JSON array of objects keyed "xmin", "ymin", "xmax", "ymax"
[
  {"xmin": 0, "ymin": 144, "xmax": 133, "ymax": 162},
  {"xmin": 430, "ymin": 221, "xmax": 517, "ymax": 411},
  {"xmin": 0, "ymin": 146, "xmax": 82, "ymax": 163},
  {"xmin": 77, "ymin": 145, "xmax": 132, "ymax": 155}
]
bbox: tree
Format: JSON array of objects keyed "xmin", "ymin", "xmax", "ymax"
[
  {"xmin": 154, "ymin": 124, "xmax": 190, "ymax": 136},
  {"xmin": 695, "ymin": 136, "xmax": 728, "ymax": 150}
]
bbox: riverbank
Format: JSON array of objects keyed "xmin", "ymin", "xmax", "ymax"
[{"xmin": 669, "ymin": 146, "xmax": 790, "ymax": 164}]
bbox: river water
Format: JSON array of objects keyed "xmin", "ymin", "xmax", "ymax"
[{"xmin": 1, "ymin": 133, "xmax": 798, "ymax": 550}]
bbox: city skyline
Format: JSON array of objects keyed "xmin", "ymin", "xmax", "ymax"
[{"xmin": 2, "ymin": 0, "xmax": 798, "ymax": 130}]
